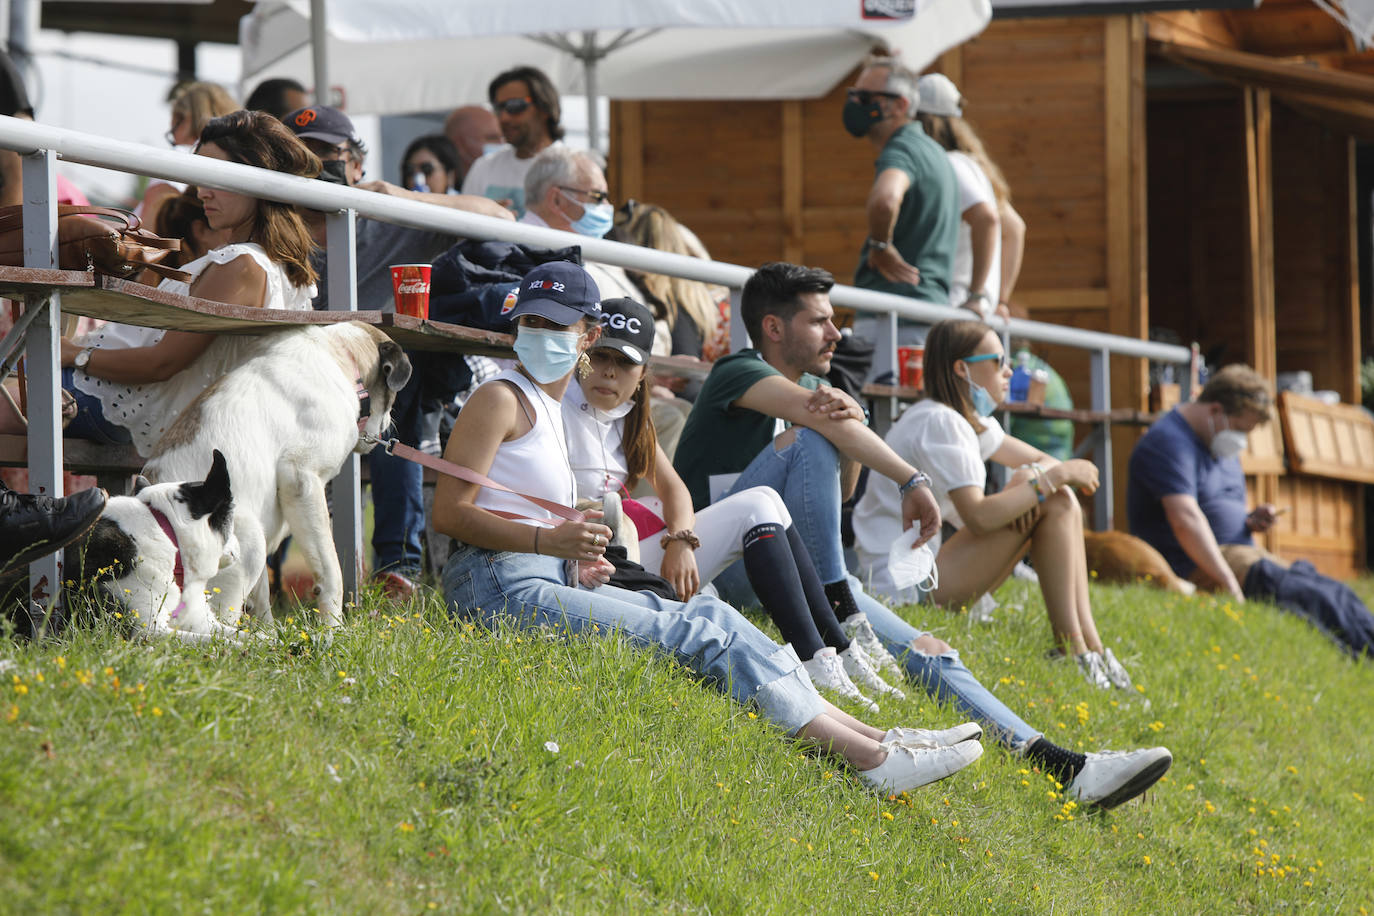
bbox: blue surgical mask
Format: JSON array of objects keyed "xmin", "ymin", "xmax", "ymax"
[
  {"xmin": 482, "ymin": 142, "xmax": 505, "ymax": 157},
  {"xmin": 968, "ymin": 378, "xmax": 997, "ymax": 417},
  {"xmin": 513, "ymin": 326, "xmax": 583, "ymax": 383},
  {"xmin": 563, "ymin": 192, "xmax": 615, "ymax": 238}
]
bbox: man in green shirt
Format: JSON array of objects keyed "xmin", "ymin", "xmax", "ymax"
[
  {"xmin": 845, "ymin": 55, "xmax": 960, "ymax": 307},
  {"xmin": 672, "ymin": 262, "xmax": 1174, "ymax": 809}
]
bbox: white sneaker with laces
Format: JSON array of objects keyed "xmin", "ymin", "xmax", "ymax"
[
  {"xmin": 1100, "ymin": 647, "xmax": 1133, "ymax": 690},
  {"xmin": 803, "ymin": 647, "xmax": 878, "ymax": 712},
  {"xmin": 841, "ymin": 612, "xmax": 903, "ymax": 679},
  {"xmin": 858, "ymin": 739, "xmax": 984, "ymax": 794},
  {"xmin": 1076, "ymin": 650, "xmax": 1112, "ymax": 690},
  {"xmin": 883, "ymin": 722, "xmax": 983, "ymax": 749},
  {"xmin": 1067, "ymin": 746, "xmax": 1173, "ymax": 809},
  {"xmin": 841, "ymin": 643, "xmax": 906, "ymax": 700}
]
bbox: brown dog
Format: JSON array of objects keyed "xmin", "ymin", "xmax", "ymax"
[{"xmin": 1083, "ymin": 530, "xmax": 1196, "ymax": 596}]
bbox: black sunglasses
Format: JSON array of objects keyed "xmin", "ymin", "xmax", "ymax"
[
  {"xmin": 559, "ymin": 186, "xmax": 611, "ymax": 205},
  {"xmin": 406, "ymin": 162, "xmax": 436, "ymax": 177},
  {"xmin": 494, "ymin": 96, "xmax": 534, "ymax": 116},
  {"xmin": 846, "ymin": 88, "xmax": 902, "ymax": 106}
]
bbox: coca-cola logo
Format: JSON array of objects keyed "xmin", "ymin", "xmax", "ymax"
[{"xmin": 397, "ymin": 280, "xmax": 430, "ymax": 294}]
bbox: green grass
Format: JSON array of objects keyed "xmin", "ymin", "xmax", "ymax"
[{"xmin": 2, "ymin": 575, "xmax": 1372, "ymax": 915}]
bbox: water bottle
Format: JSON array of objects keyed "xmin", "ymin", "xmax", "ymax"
[{"xmin": 1008, "ymin": 350, "xmax": 1032, "ymax": 403}]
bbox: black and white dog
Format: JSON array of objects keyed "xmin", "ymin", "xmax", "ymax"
[
  {"xmin": 67, "ymin": 450, "xmax": 244, "ymax": 642},
  {"xmin": 142, "ymin": 322, "xmax": 411, "ymax": 628}
]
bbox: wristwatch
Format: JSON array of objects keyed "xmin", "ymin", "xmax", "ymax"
[
  {"xmin": 74, "ymin": 347, "xmax": 95, "ymax": 370},
  {"xmin": 866, "ymin": 238, "xmax": 891, "ymax": 252},
  {"xmin": 899, "ymin": 471, "xmax": 932, "ymax": 495}
]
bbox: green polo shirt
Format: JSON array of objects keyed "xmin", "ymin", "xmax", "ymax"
[
  {"xmin": 853, "ymin": 121, "xmax": 959, "ymax": 305},
  {"xmin": 674, "ymin": 349, "xmax": 822, "ymax": 510}
]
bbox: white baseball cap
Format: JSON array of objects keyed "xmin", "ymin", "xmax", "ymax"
[{"xmin": 918, "ymin": 73, "xmax": 963, "ymax": 118}]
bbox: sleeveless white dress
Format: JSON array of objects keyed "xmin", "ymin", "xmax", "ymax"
[{"xmin": 71, "ymin": 242, "xmax": 316, "ymax": 456}]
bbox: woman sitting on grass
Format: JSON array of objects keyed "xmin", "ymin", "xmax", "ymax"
[
  {"xmin": 432, "ymin": 261, "xmax": 985, "ymax": 797},
  {"xmin": 853, "ymin": 317, "xmax": 1134, "ymax": 690},
  {"xmin": 562, "ymin": 297, "xmax": 904, "ymax": 712}
]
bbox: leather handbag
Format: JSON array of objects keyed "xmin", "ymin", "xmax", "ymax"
[{"xmin": 0, "ymin": 204, "xmax": 190, "ymax": 282}]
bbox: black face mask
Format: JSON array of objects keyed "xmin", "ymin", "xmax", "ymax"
[
  {"xmin": 317, "ymin": 158, "xmax": 349, "ymax": 185},
  {"xmin": 842, "ymin": 98, "xmax": 884, "ymax": 138}
]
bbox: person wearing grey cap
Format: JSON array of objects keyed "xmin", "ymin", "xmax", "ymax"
[
  {"xmin": 433, "ymin": 263, "xmax": 985, "ymax": 797},
  {"xmin": 562, "ymin": 297, "xmax": 907, "ymax": 711},
  {"xmin": 916, "ymin": 73, "xmax": 1025, "ymax": 320}
]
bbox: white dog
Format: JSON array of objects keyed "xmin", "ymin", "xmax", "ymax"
[
  {"xmin": 67, "ymin": 449, "xmax": 244, "ymax": 642},
  {"xmin": 142, "ymin": 321, "xmax": 412, "ymax": 627}
]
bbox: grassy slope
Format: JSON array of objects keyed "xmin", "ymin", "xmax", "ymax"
[{"xmin": 1, "ymin": 577, "xmax": 1372, "ymax": 915}]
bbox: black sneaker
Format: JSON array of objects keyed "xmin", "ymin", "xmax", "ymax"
[{"xmin": 0, "ymin": 486, "xmax": 107, "ymax": 579}]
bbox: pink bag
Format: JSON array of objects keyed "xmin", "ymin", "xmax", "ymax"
[{"xmin": 622, "ymin": 497, "xmax": 666, "ymax": 539}]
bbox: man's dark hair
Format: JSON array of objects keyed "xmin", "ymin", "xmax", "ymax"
[
  {"xmin": 740, "ymin": 262, "xmax": 835, "ymax": 344},
  {"xmin": 245, "ymin": 77, "xmax": 307, "ymax": 121},
  {"xmin": 488, "ymin": 66, "xmax": 564, "ymax": 142}
]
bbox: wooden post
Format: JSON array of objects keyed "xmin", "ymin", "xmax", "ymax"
[
  {"xmin": 781, "ymin": 101, "xmax": 804, "ymax": 265},
  {"xmin": 609, "ymin": 101, "xmax": 644, "ymax": 204},
  {"xmin": 1243, "ymin": 86, "xmax": 1279, "ymax": 551}
]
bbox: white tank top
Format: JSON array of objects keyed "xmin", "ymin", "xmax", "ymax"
[{"xmin": 473, "ymin": 369, "xmax": 577, "ymax": 528}]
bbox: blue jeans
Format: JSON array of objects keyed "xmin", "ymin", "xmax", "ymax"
[
  {"xmin": 442, "ymin": 541, "xmax": 825, "ymax": 734},
  {"xmin": 369, "ymin": 377, "xmax": 425, "ymax": 576},
  {"xmin": 61, "ymin": 368, "xmax": 133, "ymax": 446},
  {"xmin": 714, "ymin": 428, "xmax": 1041, "ymax": 748}
]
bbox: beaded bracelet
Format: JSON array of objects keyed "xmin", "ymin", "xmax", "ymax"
[
  {"xmin": 1029, "ymin": 473, "xmax": 1046, "ymax": 504},
  {"xmin": 660, "ymin": 529, "xmax": 702, "ymax": 551}
]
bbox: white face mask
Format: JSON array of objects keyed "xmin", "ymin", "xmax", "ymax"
[
  {"xmin": 888, "ymin": 526, "xmax": 939, "ymax": 593},
  {"xmin": 1208, "ymin": 413, "xmax": 1248, "ymax": 459}
]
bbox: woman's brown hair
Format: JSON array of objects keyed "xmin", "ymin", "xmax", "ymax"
[
  {"xmin": 170, "ymin": 82, "xmax": 238, "ymax": 138},
  {"xmin": 196, "ymin": 109, "xmax": 320, "ymax": 288},
  {"xmin": 620, "ymin": 373, "xmax": 658, "ymax": 492},
  {"xmin": 917, "ymin": 112, "xmax": 1011, "ymax": 207},
  {"xmin": 924, "ymin": 317, "xmax": 996, "ymax": 433},
  {"xmin": 609, "ymin": 202, "xmax": 718, "ymax": 341}
]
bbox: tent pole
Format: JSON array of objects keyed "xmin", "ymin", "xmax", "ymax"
[
  {"xmin": 310, "ymin": 0, "xmax": 330, "ymax": 105},
  {"xmin": 583, "ymin": 31, "xmax": 601, "ymax": 154}
]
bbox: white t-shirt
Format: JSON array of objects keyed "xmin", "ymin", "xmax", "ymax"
[
  {"xmin": 461, "ymin": 141, "xmax": 563, "ymax": 218},
  {"xmin": 852, "ymin": 398, "xmax": 1005, "ymax": 571},
  {"xmin": 947, "ymin": 151, "xmax": 1001, "ymax": 319}
]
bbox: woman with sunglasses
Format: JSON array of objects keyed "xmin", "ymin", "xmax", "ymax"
[
  {"xmin": 398, "ymin": 134, "xmax": 460, "ymax": 193},
  {"xmin": 434, "ymin": 262, "xmax": 984, "ymax": 797},
  {"xmin": 851, "ymin": 318, "xmax": 1134, "ymax": 690},
  {"xmin": 563, "ymin": 297, "xmax": 906, "ymax": 711}
]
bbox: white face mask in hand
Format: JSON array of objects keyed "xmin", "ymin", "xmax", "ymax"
[{"xmin": 888, "ymin": 526, "xmax": 939, "ymax": 593}]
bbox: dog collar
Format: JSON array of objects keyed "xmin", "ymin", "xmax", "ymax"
[{"xmin": 149, "ymin": 506, "xmax": 185, "ymax": 590}]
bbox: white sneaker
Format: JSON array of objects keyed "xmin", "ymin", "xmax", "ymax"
[
  {"xmin": 1076, "ymin": 651, "xmax": 1112, "ymax": 690},
  {"xmin": 1100, "ymin": 647, "xmax": 1133, "ymax": 690},
  {"xmin": 803, "ymin": 647, "xmax": 878, "ymax": 712},
  {"xmin": 841, "ymin": 643, "xmax": 906, "ymax": 700},
  {"xmin": 883, "ymin": 722, "xmax": 983, "ymax": 749},
  {"xmin": 1067, "ymin": 747, "xmax": 1173, "ymax": 809},
  {"xmin": 969, "ymin": 592, "xmax": 998, "ymax": 623},
  {"xmin": 858, "ymin": 739, "xmax": 984, "ymax": 794},
  {"xmin": 841, "ymin": 612, "xmax": 903, "ymax": 679}
]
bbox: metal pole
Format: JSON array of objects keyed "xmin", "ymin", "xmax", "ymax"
[
  {"xmin": 310, "ymin": 0, "xmax": 330, "ymax": 105},
  {"xmin": 1090, "ymin": 348, "xmax": 1113, "ymax": 531},
  {"xmin": 325, "ymin": 209, "xmax": 362, "ymax": 609},
  {"xmin": 21, "ymin": 147, "xmax": 62, "ymax": 612},
  {"xmin": 583, "ymin": 32, "xmax": 600, "ymax": 154},
  {"xmin": 871, "ymin": 312, "xmax": 899, "ymax": 435}
]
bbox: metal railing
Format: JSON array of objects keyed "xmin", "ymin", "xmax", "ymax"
[{"xmin": 0, "ymin": 115, "xmax": 1192, "ymax": 607}]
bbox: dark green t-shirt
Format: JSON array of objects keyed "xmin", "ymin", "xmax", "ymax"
[
  {"xmin": 853, "ymin": 121, "xmax": 959, "ymax": 305},
  {"xmin": 674, "ymin": 350, "xmax": 823, "ymax": 509}
]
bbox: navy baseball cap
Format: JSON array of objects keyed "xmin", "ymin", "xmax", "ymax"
[
  {"xmin": 592, "ymin": 297, "xmax": 655, "ymax": 365},
  {"xmin": 504, "ymin": 261, "xmax": 603, "ymax": 327},
  {"xmin": 283, "ymin": 105, "xmax": 361, "ymax": 145}
]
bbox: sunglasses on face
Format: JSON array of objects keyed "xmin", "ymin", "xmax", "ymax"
[
  {"xmin": 962, "ymin": 352, "xmax": 1009, "ymax": 370},
  {"xmin": 494, "ymin": 96, "xmax": 534, "ymax": 116},
  {"xmin": 559, "ymin": 186, "xmax": 611, "ymax": 205},
  {"xmin": 846, "ymin": 88, "xmax": 902, "ymax": 106},
  {"xmin": 406, "ymin": 162, "xmax": 436, "ymax": 177}
]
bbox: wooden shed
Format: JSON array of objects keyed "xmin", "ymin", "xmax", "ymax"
[{"xmin": 607, "ymin": 0, "xmax": 1374, "ymax": 578}]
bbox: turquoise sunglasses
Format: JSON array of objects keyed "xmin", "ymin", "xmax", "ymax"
[{"xmin": 961, "ymin": 352, "xmax": 1009, "ymax": 369}]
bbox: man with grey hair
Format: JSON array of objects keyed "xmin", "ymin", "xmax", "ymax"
[{"xmin": 845, "ymin": 55, "xmax": 959, "ymax": 311}]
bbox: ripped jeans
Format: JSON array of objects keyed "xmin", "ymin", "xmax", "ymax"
[{"xmin": 713, "ymin": 428, "xmax": 1041, "ymax": 749}]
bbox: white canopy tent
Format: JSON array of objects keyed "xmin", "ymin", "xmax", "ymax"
[{"xmin": 240, "ymin": 0, "xmax": 992, "ymax": 147}]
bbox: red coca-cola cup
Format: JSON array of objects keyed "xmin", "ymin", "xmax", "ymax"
[
  {"xmin": 898, "ymin": 345, "xmax": 924, "ymax": 390},
  {"xmin": 390, "ymin": 263, "xmax": 432, "ymax": 319}
]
